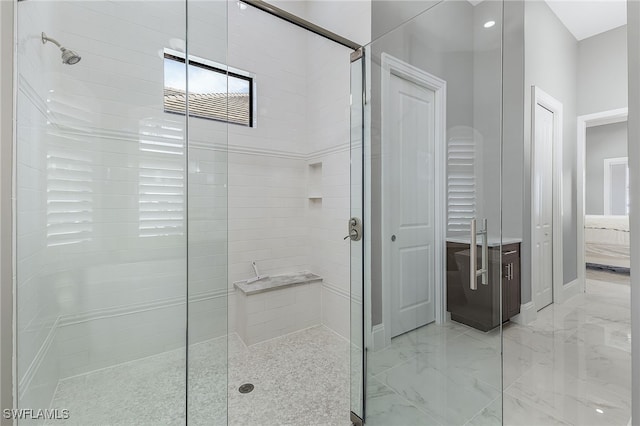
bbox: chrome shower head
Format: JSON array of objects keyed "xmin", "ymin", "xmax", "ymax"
[
  {"xmin": 60, "ymin": 48, "xmax": 81, "ymax": 65},
  {"xmin": 42, "ymin": 32, "xmax": 81, "ymax": 65}
]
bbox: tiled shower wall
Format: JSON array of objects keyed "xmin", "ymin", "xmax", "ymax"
[{"xmin": 227, "ymin": 3, "xmax": 352, "ymax": 341}]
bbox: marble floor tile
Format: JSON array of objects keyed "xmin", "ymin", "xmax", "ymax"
[
  {"xmin": 506, "ymin": 363, "xmax": 631, "ymax": 425},
  {"xmin": 367, "ymin": 321, "xmax": 468, "ymax": 376},
  {"xmin": 364, "ymin": 377, "xmax": 440, "ymax": 426},
  {"xmin": 503, "ymin": 269, "xmax": 631, "ymax": 425},
  {"xmin": 377, "ymin": 355, "xmax": 500, "ymax": 426},
  {"xmin": 501, "ymin": 334, "xmax": 546, "ymax": 389},
  {"xmin": 419, "ymin": 332, "xmax": 502, "ymax": 390},
  {"xmin": 465, "ymin": 396, "xmax": 502, "ymax": 426},
  {"xmin": 468, "ymin": 394, "xmax": 571, "ymax": 426},
  {"xmin": 369, "ymin": 268, "xmax": 631, "ymax": 426}
]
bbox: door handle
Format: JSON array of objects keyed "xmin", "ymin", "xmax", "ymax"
[
  {"xmin": 345, "ymin": 217, "xmax": 362, "ymax": 241},
  {"xmin": 344, "ymin": 229, "xmax": 358, "ymax": 240},
  {"xmin": 469, "ymin": 218, "xmax": 488, "ymax": 291}
]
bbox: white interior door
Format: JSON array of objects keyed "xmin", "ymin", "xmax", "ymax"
[
  {"xmin": 388, "ymin": 73, "xmax": 436, "ymax": 337},
  {"xmin": 533, "ymin": 103, "xmax": 554, "ymax": 310}
]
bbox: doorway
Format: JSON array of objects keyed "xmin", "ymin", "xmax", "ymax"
[
  {"xmin": 531, "ymin": 86, "xmax": 564, "ymax": 310},
  {"xmin": 381, "ymin": 54, "xmax": 446, "ymax": 340},
  {"xmin": 577, "ymin": 108, "xmax": 629, "ymax": 278}
]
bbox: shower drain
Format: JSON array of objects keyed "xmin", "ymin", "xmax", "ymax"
[{"xmin": 238, "ymin": 383, "xmax": 254, "ymax": 394}]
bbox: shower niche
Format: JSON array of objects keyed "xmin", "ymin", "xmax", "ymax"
[{"xmin": 308, "ymin": 161, "xmax": 323, "ymax": 201}]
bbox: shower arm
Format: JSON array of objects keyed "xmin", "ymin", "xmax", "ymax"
[{"xmin": 41, "ymin": 32, "xmax": 63, "ymax": 50}]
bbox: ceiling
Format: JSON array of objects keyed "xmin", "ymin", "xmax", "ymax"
[{"xmin": 544, "ymin": 0, "xmax": 627, "ymax": 41}]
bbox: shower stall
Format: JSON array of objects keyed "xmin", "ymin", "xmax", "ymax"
[
  {"xmin": 13, "ymin": 0, "xmax": 507, "ymax": 425},
  {"xmin": 14, "ymin": 0, "xmax": 359, "ymax": 424}
]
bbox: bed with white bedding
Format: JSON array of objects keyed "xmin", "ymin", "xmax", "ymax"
[{"xmin": 584, "ymin": 215, "xmax": 630, "ymax": 271}]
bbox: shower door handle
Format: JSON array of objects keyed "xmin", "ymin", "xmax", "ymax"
[
  {"xmin": 345, "ymin": 217, "xmax": 362, "ymax": 241},
  {"xmin": 469, "ymin": 218, "xmax": 488, "ymax": 290}
]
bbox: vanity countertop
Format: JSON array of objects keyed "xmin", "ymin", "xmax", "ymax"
[{"xmin": 234, "ymin": 271, "xmax": 322, "ymax": 296}]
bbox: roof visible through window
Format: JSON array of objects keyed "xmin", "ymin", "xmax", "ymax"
[{"xmin": 164, "ymin": 53, "xmax": 253, "ymax": 127}]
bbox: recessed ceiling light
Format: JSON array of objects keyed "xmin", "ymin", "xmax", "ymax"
[
  {"xmin": 596, "ymin": 409, "xmax": 604, "ymax": 414},
  {"xmin": 484, "ymin": 20, "xmax": 496, "ymax": 29}
]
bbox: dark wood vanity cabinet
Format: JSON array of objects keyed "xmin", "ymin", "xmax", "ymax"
[
  {"xmin": 501, "ymin": 244, "xmax": 521, "ymax": 322},
  {"xmin": 446, "ymin": 241, "xmax": 521, "ymax": 331}
]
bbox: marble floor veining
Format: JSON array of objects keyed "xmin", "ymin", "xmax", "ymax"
[
  {"xmin": 499, "ymin": 269, "xmax": 632, "ymax": 426},
  {"xmin": 365, "ymin": 320, "xmax": 502, "ymax": 426},
  {"xmin": 365, "ymin": 269, "xmax": 631, "ymax": 426}
]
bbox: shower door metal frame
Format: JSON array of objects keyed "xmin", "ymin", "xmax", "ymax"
[
  {"xmin": 350, "ymin": 45, "xmax": 367, "ymax": 425},
  {"xmin": 241, "ymin": 0, "xmax": 361, "ymax": 50}
]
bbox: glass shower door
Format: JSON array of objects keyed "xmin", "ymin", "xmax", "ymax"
[
  {"xmin": 14, "ymin": 1, "xmax": 228, "ymax": 424},
  {"xmin": 351, "ymin": 1, "xmax": 504, "ymax": 424}
]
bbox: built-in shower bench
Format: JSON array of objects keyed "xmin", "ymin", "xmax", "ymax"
[
  {"xmin": 234, "ymin": 271, "xmax": 322, "ymax": 295},
  {"xmin": 234, "ymin": 271, "xmax": 323, "ymax": 345}
]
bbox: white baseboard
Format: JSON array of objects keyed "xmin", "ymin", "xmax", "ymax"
[
  {"xmin": 509, "ymin": 301, "xmax": 537, "ymax": 326},
  {"xmin": 371, "ymin": 324, "xmax": 386, "ymax": 352}
]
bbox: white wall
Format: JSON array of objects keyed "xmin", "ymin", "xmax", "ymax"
[
  {"xmin": 519, "ymin": 4, "xmax": 629, "ymax": 306},
  {"xmin": 578, "ymin": 25, "xmax": 628, "ymax": 116},
  {"xmin": 585, "ymin": 122, "xmax": 628, "ymax": 215},
  {"xmin": 523, "ymin": 0, "xmax": 578, "ymax": 303},
  {"xmin": 502, "ymin": 0, "xmax": 525, "ymax": 243}
]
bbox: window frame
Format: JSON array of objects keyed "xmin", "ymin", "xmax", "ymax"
[{"xmin": 163, "ymin": 48, "xmax": 257, "ymax": 127}]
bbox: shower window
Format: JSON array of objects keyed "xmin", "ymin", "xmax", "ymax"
[{"xmin": 164, "ymin": 50, "xmax": 254, "ymax": 127}]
